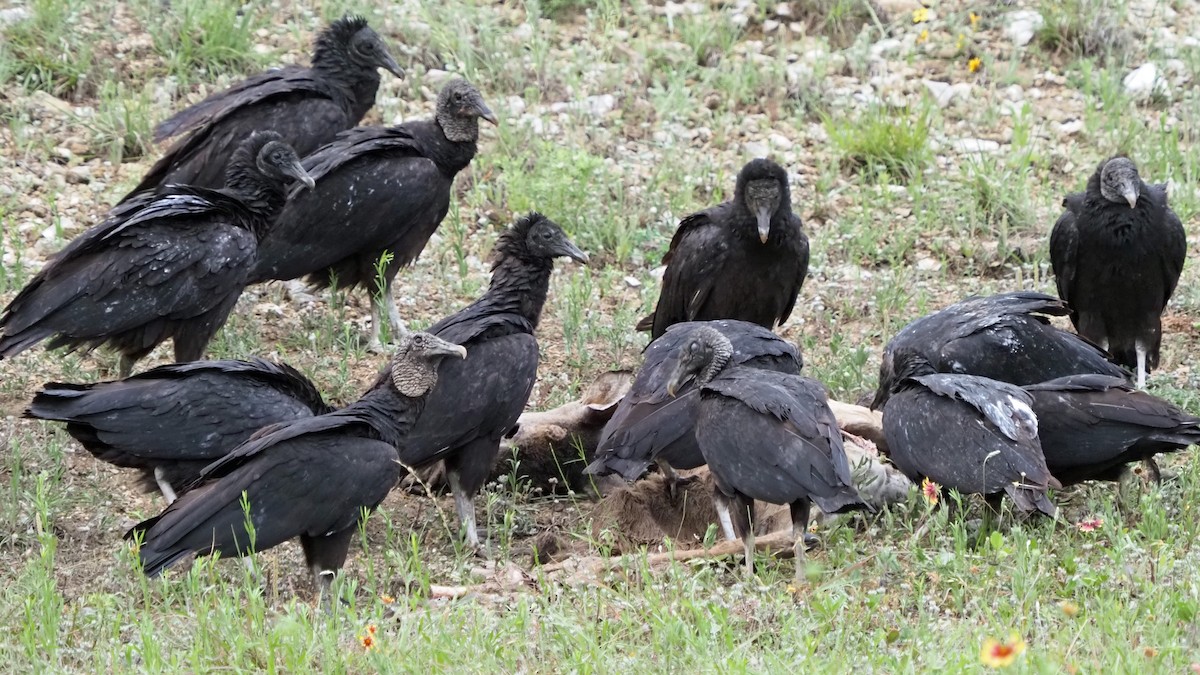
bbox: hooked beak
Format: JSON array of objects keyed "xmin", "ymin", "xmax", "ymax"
[
  {"xmin": 663, "ymin": 357, "xmax": 691, "ymax": 398},
  {"xmin": 755, "ymin": 205, "xmax": 772, "ymax": 243},
  {"xmin": 427, "ymin": 336, "xmax": 468, "ymax": 360},
  {"xmin": 557, "ymin": 238, "xmax": 590, "ymax": 265},
  {"xmin": 284, "ymin": 159, "xmax": 316, "ymax": 191},
  {"xmin": 475, "ymin": 100, "xmax": 499, "ymax": 126},
  {"xmin": 379, "ymin": 51, "xmax": 404, "ymax": 79},
  {"xmin": 1122, "ymin": 188, "xmax": 1138, "ymax": 209}
]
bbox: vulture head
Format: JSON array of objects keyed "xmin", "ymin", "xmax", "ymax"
[
  {"xmin": 437, "ymin": 79, "xmax": 498, "ymax": 142},
  {"xmin": 735, "ymin": 158, "xmax": 790, "ymax": 243},
  {"xmin": 494, "ymin": 212, "xmax": 589, "ymax": 267},
  {"xmin": 389, "ymin": 332, "xmax": 467, "ymax": 397},
  {"xmin": 1099, "ymin": 156, "xmax": 1141, "ymax": 209},
  {"xmin": 317, "ymin": 15, "xmax": 404, "ymax": 79},
  {"xmin": 663, "ymin": 326, "xmax": 733, "ymax": 397}
]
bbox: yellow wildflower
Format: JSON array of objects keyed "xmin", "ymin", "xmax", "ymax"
[
  {"xmin": 968, "ymin": 57, "xmax": 982, "ymax": 73},
  {"xmin": 912, "ymin": 7, "xmax": 929, "ymax": 23},
  {"xmin": 980, "ymin": 633, "xmax": 1027, "ymax": 668},
  {"xmin": 956, "ymin": 33, "xmax": 966, "ymax": 50},
  {"xmin": 1059, "ymin": 600, "xmax": 1079, "ymax": 617},
  {"xmin": 917, "ymin": 29, "xmax": 930, "ymax": 44},
  {"xmin": 969, "ymin": 12, "xmax": 981, "ymax": 29}
]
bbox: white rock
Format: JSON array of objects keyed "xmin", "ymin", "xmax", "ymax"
[
  {"xmin": 743, "ymin": 141, "xmax": 770, "ymax": 157},
  {"xmin": 1003, "ymin": 10, "xmax": 1044, "ymax": 47},
  {"xmin": 0, "ymin": 7, "xmax": 30, "ymax": 25},
  {"xmin": 506, "ymin": 96, "xmax": 526, "ymax": 116},
  {"xmin": 950, "ymin": 138, "xmax": 1000, "ymax": 154},
  {"xmin": 923, "ymin": 80, "xmax": 971, "ymax": 108},
  {"xmin": 769, "ymin": 133, "xmax": 793, "ymax": 151},
  {"xmin": 549, "ymin": 94, "xmax": 616, "ymax": 117},
  {"xmin": 775, "ymin": 2, "xmax": 794, "ymax": 18},
  {"xmin": 1123, "ymin": 63, "xmax": 1167, "ymax": 99},
  {"xmin": 624, "ymin": 276, "xmax": 642, "ymax": 288},
  {"xmin": 424, "ymin": 69, "xmax": 453, "ymax": 86},
  {"xmin": 1056, "ymin": 119, "xmax": 1084, "ymax": 136},
  {"xmin": 763, "ymin": 19, "xmax": 780, "ymax": 32},
  {"xmin": 869, "ymin": 38, "xmax": 903, "ymax": 59},
  {"xmin": 916, "ymin": 257, "xmax": 942, "ymax": 272}
]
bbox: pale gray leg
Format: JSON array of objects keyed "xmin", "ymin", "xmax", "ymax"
[
  {"xmin": 743, "ymin": 525, "xmax": 756, "ymax": 576},
  {"xmin": 1135, "ymin": 342, "xmax": 1148, "ymax": 390},
  {"xmin": 715, "ymin": 498, "xmax": 737, "ymax": 542},
  {"xmin": 118, "ymin": 355, "xmax": 136, "ymax": 379},
  {"xmin": 658, "ymin": 459, "xmax": 681, "ymax": 500},
  {"xmin": 385, "ymin": 278, "xmax": 406, "ymax": 339},
  {"xmin": 368, "ymin": 301, "xmax": 386, "ymax": 353},
  {"xmin": 154, "ymin": 467, "xmax": 178, "ymax": 504},
  {"xmin": 448, "ymin": 471, "xmax": 480, "ymax": 548}
]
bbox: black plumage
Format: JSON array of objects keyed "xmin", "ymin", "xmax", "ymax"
[
  {"xmin": 25, "ymin": 358, "xmax": 333, "ymax": 502},
  {"xmin": 586, "ymin": 319, "xmax": 802, "ymax": 483},
  {"xmin": 397, "ymin": 213, "xmax": 587, "ymax": 547},
  {"xmin": 1025, "ymin": 374, "xmax": 1200, "ymax": 486},
  {"xmin": 881, "ymin": 349, "xmax": 1060, "ymax": 517},
  {"xmin": 660, "ymin": 326, "xmax": 866, "ymax": 579},
  {"xmin": 126, "ymin": 332, "xmax": 466, "ymax": 588},
  {"xmin": 251, "ymin": 79, "xmax": 497, "ymax": 348},
  {"xmin": 1050, "ymin": 156, "xmax": 1187, "ymax": 388},
  {"xmin": 123, "ymin": 15, "xmax": 401, "ymax": 201},
  {"xmin": 871, "ymin": 291, "xmax": 1129, "ymax": 410},
  {"xmin": 637, "ymin": 158, "xmax": 809, "ymax": 339},
  {"xmin": 0, "ymin": 132, "xmax": 313, "ymax": 376}
]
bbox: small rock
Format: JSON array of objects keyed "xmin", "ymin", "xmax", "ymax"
[
  {"xmin": 916, "ymin": 257, "xmax": 942, "ymax": 272},
  {"xmin": 0, "ymin": 7, "xmax": 31, "ymax": 25},
  {"xmin": 775, "ymin": 2, "xmax": 793, "ymax": 18},
  {"xmin": 950, "ymin": 138, "xmax": 1000, "ymax": 154},
  {"xmin": 763, "ymin": 19, "xmax": 780, "ymax": 32},
  {"xmin": 506, "ymin": 96, "xmax": 526, "ymax": 116},
  {"xmin": 1003, "ymin": 10, "xmax": 1044, "ymax": 47},
  {"xmin": 66, "ymin": 166, "xmax": 91, "ymax": 184},
  {"xmin": 743, "ymin": 141, "xmax": 770, "ymax": 157},
  {"xmin": 769, "ymin": 133, "xmax": 793, "ymax": 151},
  {"xmin": 424, "ymin": 69, "xmax": 453, "ymax": 86},
  {"xmin": 1123, "ymin": 63, "xmax": 1167, "ymax": 99},
  {"xmin": 1056, "ymin": 119, "xmax": 1084, "ymax": 137},
  {"xmin": 624, "ymin": 276, "xmax": 641, "ymax": 288},
  {"xmin": 869, "ymin": 39, "xmax": 903, "ymax": 59}
]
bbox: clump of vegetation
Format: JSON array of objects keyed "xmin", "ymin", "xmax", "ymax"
[
  {"xmin": 793, "ymin": 0, "xmax": 887, "ymax": 48},
  {"xmin": 0, "ymin": 0, "xmax": 98, "ymax": 99},
  {"xmin": 85, "ymin": 81, "xmax": 155, "ymax": 162},
  {"xmin": 139, "ymin": 0, "xmax": 266, "ymax": 78},
  {"xmin": 826, "ymin": 105, "xmax": 931, "ymax": 182},
  {"xmin": 1036, "ymin": 0, "xmax": 1133, "ymax": 64}
]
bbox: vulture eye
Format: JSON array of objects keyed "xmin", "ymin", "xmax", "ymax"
[{"xmin": 453, "ymin": 92, "xmax": 464, "ymax": 102}]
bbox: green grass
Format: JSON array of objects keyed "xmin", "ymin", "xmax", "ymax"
[{"xmin": 2, "ymin": 0, "xmax": 1200, "ymax": 670}]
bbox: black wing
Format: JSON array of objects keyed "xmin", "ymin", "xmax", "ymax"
[
  {"xmin": 638, "ymin": 211, "xmax": 728, "ymax": 334},
  {"xmin": 1147, "ymin": 184, "xmax": 1187, "ymax": 304},
  {"xmin": 129, "ymin": 433, "xmax": 400, "ymax": 577},
  {"xmin": 590, "ymin": 320, "xmax": 801, "ymax": 480},
  {"xmin": 1049, "ymin": 193, "xmax": 1083, "ymax": 314}
]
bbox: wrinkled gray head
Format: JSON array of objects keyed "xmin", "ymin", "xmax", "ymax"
[
  {"xmin": 389, "ymin": 332, "xmax": 467, "ymax": 397},
  {"xmin": 663, "ymin": 326, "xmax": 734, "ymax": 397},
  {"xmin": 317, "ymin": 15, "xmax": 404, "ymax": 78},
  {"xmin": 1099, "ymin": 156, "xmax": 1141, "ymax": 209},
  {"xmin": 735, "ymin": 158, "xmax": 789, "ymax": 243},
  {"xmin": 255, "ymin": 138, "xmax": 315, "ymax": 190},
  {"xmin": 436, "ymin": 79, "xmax": 498, "ymax": 143}
]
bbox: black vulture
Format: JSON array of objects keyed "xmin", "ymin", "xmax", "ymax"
[
  {"xmin": 1025, "ymin": 374, "xmax": 1200, "ymax": 486},
  {"xmin": 637, "ymin": 158, "xmax": 809, "ymax": 339},
  {"xmin": 126, "ymin": 332, "xmax": 466, "ymax": 590},
  {"xmin": 871, "ymin": 291, "xmax": 1129, "ymax": 410},
  {"xmin": 586, "ymin": 319, "xmax": 802, "ymax": 488},
  {"xmin": 1050, "ymin": 156, "xmax": 1187, "ymax": 388},
  {"xmin": 397, "ymin": 213, "xmax": 587, "ymax": 547},
  {"xmin": 659, "ymin": 326, "xmax": 866, "ymax": 579},
  {"xmin": 0, "ymin": 132, "xmax": 314, "ymax": 377},
  {"xmin": 881, "ymin": 348, "xmax": 1060, "ymax": 518},
  {"xmin": 251, "ymin": 78, "xmax": 497, "ymax": 349},
  {"xmin": 26, "ymin": 358, "xmax": 333, "ymax": 502},
  {"xmin": 122, "ymin": 15, "xmax": 401, "ymax": 201}
]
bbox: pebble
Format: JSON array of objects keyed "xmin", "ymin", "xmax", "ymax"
[
  {"xmin": 66, "ymin": 166, "xmax": 91, "ymax": 185},
  {"xmin": 950, "ymin": 138, "xmax": 1001, "ymax": 154},
  {"xmin": 0, "ymin": 7, "xmax": 30, "ymax": 25},
  {"xmin": 769, "ymin": 133, "xmax": 793, "ymax": 151},
  {"xmin": 743, "ymin": 141, "xmax": 769, "ymax": 157},
  {"xmin": 916, "ymin": 258, "xmax": 942, "ymax": 272},
  {"xmin": 1003, "ymin": 10, "xmax": 1044, "ymax": 47},
  {"xmin": 623, "ymin": 276, "xmax": 641, "ymax": 288},
  {"xmin": 1123, "ymin": 63, "xmax": 1167, "ymax": 99}
]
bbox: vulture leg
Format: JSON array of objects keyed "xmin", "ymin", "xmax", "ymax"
[
  {"xmin": 713, "ymin": 493, "xmax": 737, "ymax": 542},
  {"xmin": 301, "ymin": 527, "xmax": 355, "ymax": 609},
  {"xmin": 118, "ymin": 354, "xmax": 138, "ymax": 379},
  {"xmin": 1135, "ymin": 342, "xmax": 1148, "ymax": 389},
  {"xmin": 657, "ymin": 459, "xmax": 682, "ymax": 501},
  {"xmin": 368, "ymin": 302, "xmax": 387, "ymax": 353},
  {"xmin": 726, "ymin": 492, "xmax": 755, "ymax": 576},
  {"xmin": 368, "ymin": 278, "xmax": 407, "ymax": 353},
  {"xmin": 789, "ymin": 497, "xmax": 811, "ymax": 585},
  {"xmin": 447, "ymin": 469, "xmax": 481, "ymax": 549},
  {"xmin": 153, "ymin": 467, "xmax": 178, "ymax": 504},
  {"xmin": 385, "ymin": 277, "xmax": 406, "ymax": 339}
]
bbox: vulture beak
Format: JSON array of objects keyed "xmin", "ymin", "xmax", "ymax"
[
  {"xmin": 379, "ymin": 51, "xmax": 405, "ymax": 79},
  {"xmin": 557, "ymin": 239, "xmax": 590, "ymax": 265},
  {"xmin": 754, "ymin": 205, "xmax": 772, "ymax": 243},
  {"xmin": 1123, "ymin": 187, "xmax": 1138, "ymax": 209},
  {"xmin": 284, "ymin": 160, "xmax": 316, "ymax": 191},
  {"xmin": 663, "ymin": 358, "xmax": 691, "ymax": 398},
  {"xmin": 426, "ymin": 337, "xmax": 468, "ymax": 360},
  {"xmin": 475, "ymin": 99, "xmax": 499, "ymax": 126}
]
